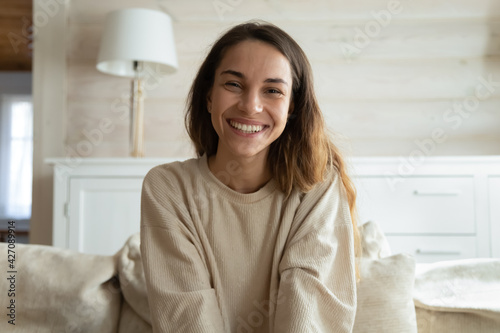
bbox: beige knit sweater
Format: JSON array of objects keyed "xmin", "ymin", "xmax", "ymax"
[{"xmin": 140, "ymin": 155, "xmax": 357, "ymax": 333}]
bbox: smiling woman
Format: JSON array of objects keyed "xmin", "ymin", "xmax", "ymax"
[{"xmin": 140, "ymin": 21, "xmax": 360, "ymax": 333}]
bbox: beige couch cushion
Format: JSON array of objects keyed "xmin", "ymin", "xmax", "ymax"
[
  {"xmin": 116, "ymin": 233, "xmax": 152, "ymax": 333},
  {"xmin": 0, "ymin": 242, "xmax": 121, "ymax": 333},
  {"xmin": 414, "ymin": 258, "xmax": 500, "ymax": 333},
  {"xmin": 416, "ymin": 307, "xmax": 500, "ymax": 333},
  {"xmin": 353, "ymin": 221, "xmax": 417, "ymax": 333}
]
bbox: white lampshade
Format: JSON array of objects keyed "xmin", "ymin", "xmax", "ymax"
[{"xmin": 97, "ymin": 8, "xmax": 178, "ymax": 77}]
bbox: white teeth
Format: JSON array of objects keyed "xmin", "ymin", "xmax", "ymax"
[{"xmin": 230, "ymin": 120, "xmax": 264, "ymax": 134}]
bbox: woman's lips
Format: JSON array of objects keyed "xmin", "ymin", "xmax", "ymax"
[{"xmin": 228, "ymin": 119, "xmax": 268, "ymax": 134}]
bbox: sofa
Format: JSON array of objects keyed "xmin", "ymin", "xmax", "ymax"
[{"xmin": 1, "ymin": 221, "xmax": 499, "ymax": 333}]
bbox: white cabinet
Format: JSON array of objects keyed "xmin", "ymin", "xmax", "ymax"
[
  {"xmin": 352, "ymin": 156, "xmax": 500, "ymax": 263},
  {"xmin": 47, "ymin": 158, "xmax": 178, "ymax": 255},
  {"xmin": 489, "ymin": 176, "xmax": 500, "ymax": 258},
  {"xmin": 48, "ymin": 156, "xmax": 500, "ymax": 260}
]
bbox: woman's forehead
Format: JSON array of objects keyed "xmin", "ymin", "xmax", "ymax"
[{"xmin": 216, "ymin": 40, "xmax": 292, "ymax": 81}]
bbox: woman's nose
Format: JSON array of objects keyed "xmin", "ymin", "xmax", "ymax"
[{"xmin": 238, "ymin": 89, "xmax": 263, "ymax": 114}]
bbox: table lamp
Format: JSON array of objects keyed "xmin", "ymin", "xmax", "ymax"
[{"xmin": 96, "ymin": 8, "xmax": 178, "ymax": 157}]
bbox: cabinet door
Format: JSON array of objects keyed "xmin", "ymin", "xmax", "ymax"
[
  {"xmin": 68, "ymin": 177, "xmax": 143, "ymax": 255},
  {"xmin": 355, "ymin": 176, "xmax": 475, "ymax": 234},
  {"xmin": 489, "ymin": 176, "xmax": 500, "ymax": 258},
  {"xmin": 386, "ymin": 235, "xmax": 477, "ymax": 263}
]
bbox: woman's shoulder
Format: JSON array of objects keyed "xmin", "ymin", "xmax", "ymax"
[
  {"xmin": 147, "ymin": 157, "xmax": 198, "ymax": 175},
  {"xmin": 143, "ymin": 157, "xmax": 202, "ymax": 191},
  {"xmin": 302, "ymin": 164, "xmax": 341, "ymax": 195},
  {"xmin": 290, "ymin": 165, "xmax": 345, "ymax": 210}
]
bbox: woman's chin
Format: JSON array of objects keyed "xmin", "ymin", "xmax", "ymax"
[{"xmin": 222, "ymin": 145, "xmax": 269, "ymax": 161}]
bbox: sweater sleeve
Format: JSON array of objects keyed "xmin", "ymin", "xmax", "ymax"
[
  {"xmin": 140, "ymin": 166, "xmax": 225, "ymax": 333},
  {"xmin": 273, "ymin": 170, "xmax": 357, "ymax": 332}
]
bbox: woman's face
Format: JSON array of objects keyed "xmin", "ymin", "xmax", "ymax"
[{"xmin": 207, "ymin": 40, "xmax": 293, "ymax": 160}]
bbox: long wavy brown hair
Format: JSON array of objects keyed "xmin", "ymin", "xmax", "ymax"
[{"xmin": 185, "ymin": 22, "xmax": 361, "ymax": 260}]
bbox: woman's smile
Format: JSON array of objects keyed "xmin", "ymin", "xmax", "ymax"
[{"xmin": 228, "ymin": 119, "xmax": 268, "ymax": 135}]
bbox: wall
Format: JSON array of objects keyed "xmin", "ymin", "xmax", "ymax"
[
  {"xmin": 0, "ymin": 73, "xmax": 32, "ymax": 94},
  {"xmin": 30, "ymin": 0, "xmax": 66, "ymax": 245},
  {"xmin": 66, "ymin": 0, "xmax": 500, "ymax": 159},
  {"xmin": 32, "ymin": 0, "xmax": 500, "ymax": 245}
]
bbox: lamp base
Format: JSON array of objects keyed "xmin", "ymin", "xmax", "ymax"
[{"xmin": 130, "ymin": 76, "xmax": 144, "ymax": 158}]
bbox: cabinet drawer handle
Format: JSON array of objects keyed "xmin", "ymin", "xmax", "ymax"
[
  {"xmin": 415, "ymin": 249, "xmax": 461, "ymax": 256},
  {"xmin": 413, "ymin": 190, "xmax": 461, "ymax": 196}
]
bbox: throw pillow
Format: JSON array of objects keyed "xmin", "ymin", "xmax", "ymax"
[
  {"xmin": 353, "ymin": 221, "xmax": 417, "ymax": 333},
  {"xmin": 353, "ymin": 253, "xmax": 418, "ymax": 333},
  {"xmin": 359, "ymin": 220, "xmax": 392, "ymax": 259}
]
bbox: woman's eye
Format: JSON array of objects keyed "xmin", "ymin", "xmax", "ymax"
[
  {"xmin": 225, "ymin": 82, "xmax": 241, "ymax": 89},
  {"xmin": 267, "ymin": 88, "xmax": 283, "ymax": 95}
]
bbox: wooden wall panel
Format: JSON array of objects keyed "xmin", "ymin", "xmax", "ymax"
[
  {"xmin": 324, "ymin": 99, "xmax": 500, "ymax": 138},
  {"xmin": 347, "ymin": 137, "xmax": 500, "ymax": 156},
  {"xmin": 67, "ymin": 59, "xmax": 198, "ymax": 100},
  {"xmin": 68, "ymin": 58, "xmax": 500, "ymax": 101},
  {"xmin": 153, "ymin": 0, "xmax": 500, "ymax": 22},
  {"xmin": 64, "ymin": 0, "xmax": 500, "ymax": 157},
  {"xmin": 67, "ymin": 20, "xmax": 500, "ymax": 64}
]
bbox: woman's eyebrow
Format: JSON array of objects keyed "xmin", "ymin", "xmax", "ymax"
[
  {"xmin": 264, "ymin": 78, "xmax": 288, "ymax": 85},
  {"xmin": 220, "ymin": 69, "xmax": 288, "ymax": 86},
  {"xmin": 220, "ymin": 69, "xmax": 244, "ymax": 78}
]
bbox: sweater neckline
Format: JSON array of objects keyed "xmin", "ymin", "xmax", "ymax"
[{"xmin": 198, "ymin": 154, "xmax": 278, "ymax": 204}]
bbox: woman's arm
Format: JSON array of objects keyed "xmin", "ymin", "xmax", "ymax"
[
  {"xmin": 140, "ymin": 167, "xmax": 225, "ymax": 333},
  {"xmin": 273, "ymin": 170, "xmax": 357, "ymax": 332}
]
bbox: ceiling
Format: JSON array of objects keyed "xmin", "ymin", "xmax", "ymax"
[{"xmin": 0, "ymin": 0, "xmax": 32, "ymax": 71}]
